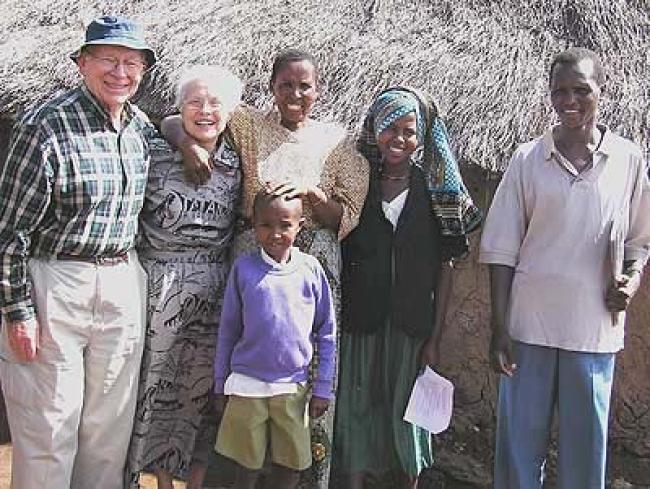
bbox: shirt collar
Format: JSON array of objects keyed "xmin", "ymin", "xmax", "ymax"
[
  {"xmin": 259, "ymin": 246, "xmax": 292, "ymax": 268},
  {"xmin": 79, "ymin": 83, "xmax": 136, "ymax": 131},
  {"xmin": 543, "ymin": 124, "xmax": 612, "ymax": 162}
]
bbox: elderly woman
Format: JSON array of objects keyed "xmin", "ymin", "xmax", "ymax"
[
  {"xmin": 163, "ymin": 49, "xmax": 369, "ymax": 489},
  {"xmin": 125, "ymin": 65, "xmax": 243, "ymax": 489}
]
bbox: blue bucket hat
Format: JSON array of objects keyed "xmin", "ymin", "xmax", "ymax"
[{"xmin": 70, "ymin": 15, "xmax": 156, "ymax": 67}]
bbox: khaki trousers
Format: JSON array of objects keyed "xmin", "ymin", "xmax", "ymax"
[{"xmin": 0, "ymin": 252, "xmax": 146, "ymax": 489}]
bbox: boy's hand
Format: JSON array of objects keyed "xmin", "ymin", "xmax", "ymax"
[
  {"xmin": 309, "ymin": 396, "xmax": 329, "ymax": 419},
  {"xmin": 214, "ymin": 394, "xmax": 228, "ymax": 416}
]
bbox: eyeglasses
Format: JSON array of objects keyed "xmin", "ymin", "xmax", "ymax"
[
  {"xmin": 183, "ymin": 98, "xmax": 223, "ymax": 111},
  {"xmin": 86, "ymin": 53, "xmax": 147, "ymax": 75}
]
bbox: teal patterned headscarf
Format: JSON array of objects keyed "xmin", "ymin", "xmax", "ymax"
[{"xmin": 358, "ymin": 87, "xmax": 482, "ymax": 259}]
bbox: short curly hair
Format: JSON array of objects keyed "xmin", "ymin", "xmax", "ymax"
[
  {"xmin": 270, "ymin": 49, "xmax": 318, "ymax": 84},
  {"xmin": 549, "ymin": 47, "xmax": 605, "ymax": 86}
]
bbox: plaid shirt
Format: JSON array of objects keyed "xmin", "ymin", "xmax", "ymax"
[{"xmin": 0, "ymin": 84, "xmax": 153, "ymax": 322}]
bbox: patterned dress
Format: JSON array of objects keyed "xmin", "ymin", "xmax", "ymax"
[
  {"xmin": 125, "ymin": 133, "xmax": 241, "ymax": 486},
  {"xmin": 228, "ymin": 106, "xmax": 369, "ymax": 488}
]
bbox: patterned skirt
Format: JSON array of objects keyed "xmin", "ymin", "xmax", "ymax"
[
  {"xmin": 333, "ymin": 322, "xmax": 434, "ymax": 478},
  {"xmin": 233, "ymin": 226, "xmax": 341, "ymax": 489},
  {"xmin": 125, "ymin": 249, "xmax": 230, "ymax": 487}
]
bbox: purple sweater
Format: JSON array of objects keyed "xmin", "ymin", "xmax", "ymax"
[{"xmin": 214, "ymin": 249, "xmax": 336, "ymax": 399}]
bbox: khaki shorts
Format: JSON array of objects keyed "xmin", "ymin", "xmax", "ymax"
[{"xmin": 216, "ymin": 385, "xmax": 311, "ymax": 470}]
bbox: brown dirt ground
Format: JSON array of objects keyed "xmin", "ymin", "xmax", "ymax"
[
  {"xmin": 2, "ymin": 442, "xmax": 648, "ymax": 488},
  {"xmin": 0, "ymin": 445, "xmax": 187, "ymax": 489}
]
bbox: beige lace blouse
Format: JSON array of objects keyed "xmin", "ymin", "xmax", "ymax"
[{"xmin": 228, "ymin": 105, "xmax": 369, "ymax": 240}]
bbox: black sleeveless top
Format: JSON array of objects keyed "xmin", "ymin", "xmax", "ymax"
[{"xmin": 341, "ymin": 166, "xmax": 442, "ymax": 338}]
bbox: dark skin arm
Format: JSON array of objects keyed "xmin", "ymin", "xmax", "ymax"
[
  {"xmin": 267, "ymin": 182, "xmax": 343, "ymax": 233},
  {"xmin": 309, "ymin": 396, "xmax": 329, "ymax": 419},
  {"xmin": 419, "ymin": 260, "xmax": 454, "ymax": 368},
  {"xmin": 605, "ymin": 259, "xmax": 645, "ymax": 312},
  {"xmin": 215, "ymin": 393, "xmax": 228, "ymax": 416},
  {"xmin": 161, "ymin": 115, "xmax": 345, "ymax": 232},
  {"xmin": 488, "ymin": 264, "xmax": 517, "ymax": 376},
  {"xmin": 160, "ymin": 115, "xmax": 213, "ymax": 185}
]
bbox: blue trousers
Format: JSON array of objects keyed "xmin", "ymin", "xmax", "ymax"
[{"xmin": 494, "ymin": 341, "xmax": 615, "ymax": 489}]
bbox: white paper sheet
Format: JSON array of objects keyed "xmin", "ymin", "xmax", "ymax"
[{"xmin": 403, "ymin": 366, "xmax": 454, "ymax": 434}]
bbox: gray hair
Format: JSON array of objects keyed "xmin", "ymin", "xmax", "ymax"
[{"xmin": 175, "ymin": 65, "xmax": 243, "ymax": 113}]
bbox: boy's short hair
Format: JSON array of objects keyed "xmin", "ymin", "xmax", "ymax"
[{"xmin": 252, "ymin": 188, "xmax": 303, "ymax": 218}]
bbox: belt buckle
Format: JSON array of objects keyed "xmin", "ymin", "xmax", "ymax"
[{"xmin": 96, "ymin": 253, "xmax": 128, "ymax": 265}]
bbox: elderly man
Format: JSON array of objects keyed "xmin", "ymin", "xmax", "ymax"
[
  {"xmin": 480, "ymin": 47, "xmax": 650, "ymax": 488},
  {"xmin": 0, "ymin": 16, "xmax": 155, "ymax": 489}
]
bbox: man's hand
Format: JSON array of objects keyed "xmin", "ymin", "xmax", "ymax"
[
  {"xmin": 489, "ymin": 329, "xmax": 516, "ymax": 377},
  {"xmin": 309, "ymin": 396, "xmax": 329, "ymax": 419},
  {"xmin": 7, "ymin": 319, "xmax": 40, "ymax": 362},
  {"xmin": 606, "ymin": 271, "xmax": 642, "ymax": 312},
  {"xmin": 214, "ymin": 394, "xmax": 228, "ymax": 416}
]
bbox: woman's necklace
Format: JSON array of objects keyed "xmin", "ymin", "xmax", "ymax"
[{"xmin": 381, "ymin": 173, "xmax": 410, "ymax": 181}]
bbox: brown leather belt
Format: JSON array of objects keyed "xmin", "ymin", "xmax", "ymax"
[{"xmin": 56, "ymin": 252, "xmax": 129, "ymax": 265}]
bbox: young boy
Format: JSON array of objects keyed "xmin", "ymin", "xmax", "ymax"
[{"xmin": 213, "ymin": 189, "xmax": 336, "ymax": 489}]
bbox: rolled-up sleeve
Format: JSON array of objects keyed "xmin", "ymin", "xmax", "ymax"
[
  {"xmin": 479, "ymin": 148, "xmax": 527, "ymax": 267},
  {"xmin": 624, "ymin": 151, "xmax": 650, "ymax": 262},
  {"xmin": 0, "ymin": 122, "xmax": 53, "ymax": 321}
]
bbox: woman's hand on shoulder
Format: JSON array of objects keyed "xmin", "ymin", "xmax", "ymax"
[
  {"xmin": 160, "ymin": 114, "xmax": 213, "ymax": 185},
  {"xmin": 182, "ymin": 144, "xmax": 213, "ymax": 186}
]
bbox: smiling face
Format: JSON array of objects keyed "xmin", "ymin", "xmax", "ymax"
[
  {"xmin": 550, "ymin": 59, "xmax": 601, "ymax": 130},
  {"xmin": 253, "ymin": 196, "xmax": 304, "ymax": 263},
  {"xmin": 76, "ymin": 44, "xmax": 147, "ymax": 121},
  {"xmin": 179, "ymin": 79, "xmax": 226, "ymax": 149},
  {"xmin": 270, "ymin": 60, "xmax": 319, "ymax": 131},
  {"xmin": 376, "ymin": 112, "xmax": 419, "ymax": 168}
]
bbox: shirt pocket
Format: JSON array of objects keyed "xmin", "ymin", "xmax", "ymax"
[{"xmin": 55, "ymin": 137, "xmax": 123, "ymax": 219}]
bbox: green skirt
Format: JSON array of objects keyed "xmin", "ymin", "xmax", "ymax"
[{"xmin": 333, "ymin": 323, "xmax": 434, "ymax": 477}]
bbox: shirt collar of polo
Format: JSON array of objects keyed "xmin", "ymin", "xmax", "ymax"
[
  {"xmin": 79, "ymin": 83, "xmax": 137, "ymax": 130},
  {"xmin": 543, "ymin": 124, "xmax": 611, "ymax": 162}
]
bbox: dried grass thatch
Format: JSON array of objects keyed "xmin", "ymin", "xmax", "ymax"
[{"xmin": 1, "ymin": 0, "xmax": 648, "ymax": 171}]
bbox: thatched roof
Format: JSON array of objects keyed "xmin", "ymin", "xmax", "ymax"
[{"xmin": 1, "ymin": 0, "xmax": 648, "ymax": 171}]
